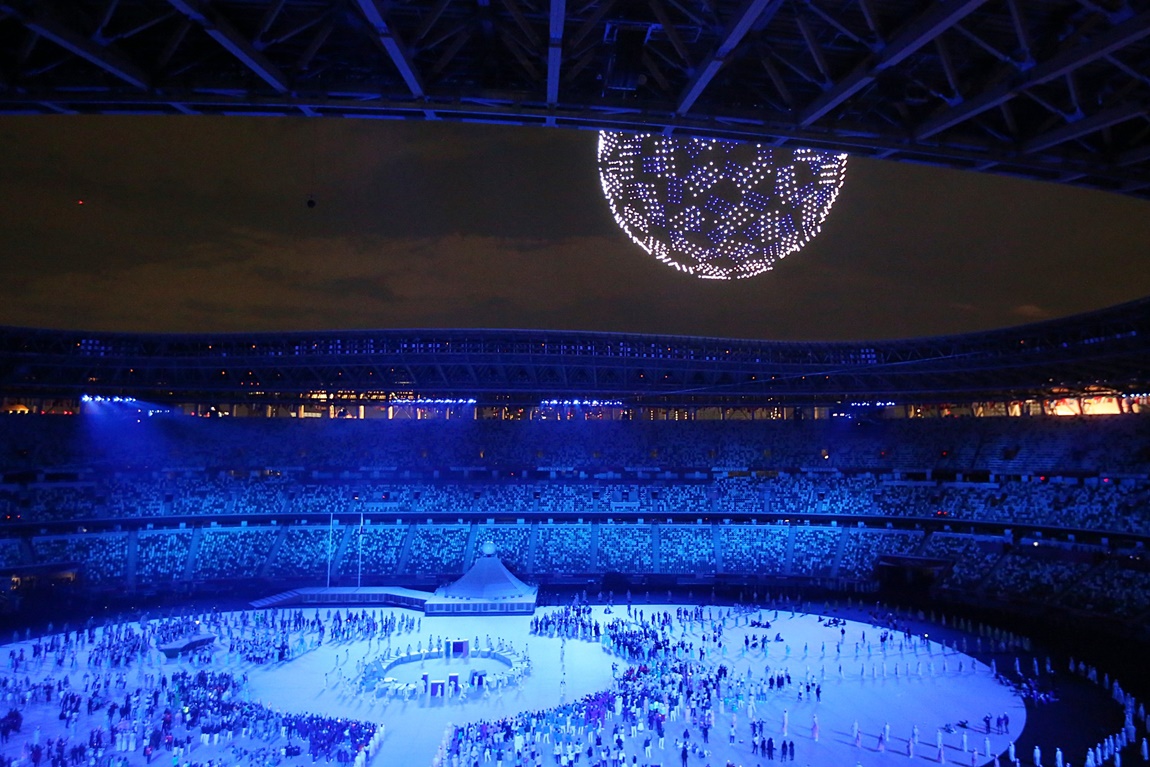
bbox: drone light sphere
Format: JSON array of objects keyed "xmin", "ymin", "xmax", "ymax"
[{"xmin": 597, "ymin": 132, "xmax": 848, "ymax": 279}]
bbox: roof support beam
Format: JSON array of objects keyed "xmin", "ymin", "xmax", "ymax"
[
  {"xmin": 0, "ymin": 2, "xmax": 149, "ymax": 89},
  {"xmin": 795, "ymin": 12, "xmax": 831, "ymax": 81},
  {"xmin": 255, "ymin": 0, "xmax": 287, "ymax": 45},
  {"xmin": 647, "ymin": 0, "xmax": 690, "ymax": 65},
  {"xmin": 856, "ymin": 0, "xmax": 881, "ymax": 38},
  {"xmin": 1106, "ymin": 53, "xmax": 1150, "ymax": 87},
  {"xmin": 94, "ymin": 0, "xmax": 121, "ymax": 42},
  {"xmin": 156, "ymin": 17, "xmax": 191, "ymax": 69},
  {"xmin": 916, "ymin": 9, "xmax": 1150, "ymax": 139},
  {"xmin": 801, "ymin": 0, "xmax": 867, "ymax": 48},
  {"xmin": 413, "ymin": 0, "xmax": 452, "ymax": 42},
  {"xmin": 167, "ymin": 0, "xmax": 289, "ymax": 93},
  {"xmin": 1117, "ymin": 143, "xmax": 1150, "ymax": 167},
  {"xmin": 546, "ymin": 0, "xmax": 566, "ymax": 105},
  {"xmin": 934, "ymin": 36, "xmax": 961, "ymax": 102},
  {"xmin": 798, "ymin": 0, "xmax": 987, "ymax": 127},
  {"xmin": 297, "ymin": 16, "xmax": 333, "ymax": 71},
  {"xmin": 676, "ymin": 0, "xmax": 784, "ymax": 115},
  {"xmin": 500, "ymin": 0, "xmax": 540, "ymax": 47},
  {"xmin": 1004, "ymin": 0, "xmax": 1033, "ymax": 65},
  {"xmin": 353, "ymin": 0, "xmax": 425, "ymax": 99},
  {"xmin": 760, "ymin": 51, "xmax": 793, "ymax": 107},
  {"xmin": 1024, "ymin": 103, "xmax": 1148, "ymax": 153}
]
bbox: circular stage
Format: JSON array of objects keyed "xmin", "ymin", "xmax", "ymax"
[
  {"xmin": 244, "ymin": 607, "xmax": 1025, "ymax": 767},
  {"xmin": 359, "ymin": 643, "xmax": 519, "ymax": 692}
]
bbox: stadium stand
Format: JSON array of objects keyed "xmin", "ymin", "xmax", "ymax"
[{"xmin": 0, "ymin": 413, "xmax": 1147, "ymax": 628}]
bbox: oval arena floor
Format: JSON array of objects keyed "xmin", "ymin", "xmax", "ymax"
[{"xmin": 0, "ymin": 599, "xmax": 1093, "ymax": 767}]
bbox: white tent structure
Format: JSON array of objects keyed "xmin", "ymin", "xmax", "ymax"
[{"xmin": 425, "ymin": 541, "xmax": 538, "ymax": 615}]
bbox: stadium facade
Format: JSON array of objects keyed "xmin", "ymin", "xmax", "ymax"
[
  {"xmin": 0, "ymin": 298, "xmax": 1148, "ymax": 640},
  {"xmin": 2, "ymin": 296, "xmax": 1149, "ymax": 417}
]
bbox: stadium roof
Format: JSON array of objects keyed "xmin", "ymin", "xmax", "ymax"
[
  {"xmin": 1, "ymin": 297, "xmax": 1148, "ymax": 407},
  {"xmin": 1, "ymin": 0, "xmax": 1149, "ymax": 198}
]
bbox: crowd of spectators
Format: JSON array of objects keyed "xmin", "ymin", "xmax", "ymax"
[
  {"xmin": 193, "ymin": 528, "xmax": 277, "ymax": 580},
  {"xmin": 1059, "ymin": 561, "xmax": 1150, "ymax": 618},
  {"xmin": 719, "ymin": 524, "xmax": 787, "ymax": 574},
  {"xmin": 406, "ymin": 525, "xmax": 469, "ymax": 575},
  {"xmin": 4, "ymin": 472, "xmax": 1145, "ymax": 535},
  {"xmin": 0, "ymin": 539, "xmax": 23, "ymax": 569},
  {"xmin": 2, "ymin": 411, "xmax": 1148, "ymax": 474},
  {"xmin": 2, "ymin": 412, "xmax": 1149, "ymax": 625},
  {"xmin": 983, "ymin": 550, "xmax": 1092, "ymax": 602},
  {"xmin": 476, "ymin": 524, "xmax": 531, "ymax": 572},
  {"xmin": 658, "ymin": 525, "xmax": 714, "ymax": 573},
  {"xmin": 335, "ymin": 526, "xmax": 406, "ymax": 578},
  {"xmin": 265, "ymin": 526, "xmax": 334, "ymax": 580},
  {"xmin": 135, "ymin": 531, "xmax": 192, "ymax": 583},
  {"xmin": 596, "ymin": 524, "xmax": 652, "ymax": 573},
  {"xmin": 837, "ymin": 529, "xmax": 924, "ymax": 579},
  {"xmin": 922, "ymin": 533, "xmax": 1005, "ymax": 591},
  {"xmin": 30, "ymin": 533, "xmax": 128, "ymax": 585},
  {"xmin": 790, "ymin": 526, "xmax": 839, "ymax": 577},
  {"xmin": 533, "ymin": 524, "xmax": 591, "ymax": 574},
  {"xmin": 4, "ymin": 515, "xmax": 1147, "ymax": 626}
]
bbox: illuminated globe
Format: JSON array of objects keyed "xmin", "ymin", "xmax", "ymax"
[{"xmin": 597, "ymin": 132, "xmax": 848, "ymax": 279}]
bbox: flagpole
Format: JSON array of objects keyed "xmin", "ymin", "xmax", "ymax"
[
  {"xmin": 326, "ymin": 510, "xmax": 333, "ymax": 589},
  {"xmin": 358, "ymin": 508, "xmax": 364, "ymax": 589}
]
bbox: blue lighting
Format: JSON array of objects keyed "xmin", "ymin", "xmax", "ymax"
[{"xmin": 81, "ymin": 395, "xmax": 137, "ymax": 403}]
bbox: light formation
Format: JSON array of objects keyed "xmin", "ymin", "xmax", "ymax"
[{"xmin": 597, "ymin": 132, "xmax": 848, "ymax": 279}]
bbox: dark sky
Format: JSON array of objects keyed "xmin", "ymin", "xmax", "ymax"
[{"xmin": 3, "ymin": 115, "xmax": 1150, "ymax": 342}]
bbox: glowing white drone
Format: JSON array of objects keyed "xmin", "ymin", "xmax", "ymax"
[{"xmin": 597, "ymin": 132, "xmax": 847, "ymax": 279}]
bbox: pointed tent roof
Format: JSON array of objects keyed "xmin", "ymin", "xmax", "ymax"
[{"xmin": 437, "ymin": 548, "xmax": 536, "ymax": 601}]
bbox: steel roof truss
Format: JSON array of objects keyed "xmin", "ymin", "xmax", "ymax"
[
  {"xmin": 1, "ymin": 1, "xmax": 150, "ymax": 88},
  {"xmin": 352, "ymin": 0, "xmax": 426, "ymax": 98},
  {"xmin": 676, "ymin": 0, "xmax": 785, "ymax": 115},
  {"xmin": 915, "ymin": 8, "xmax": 1150, "ymax": 140},
  {"xmin": 797, "ymin": 0, "xmax": 988, "ymax": 128},
  {"xmin": 167, "ymin": 0, "xmax": 289, "ymax": 92}
]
